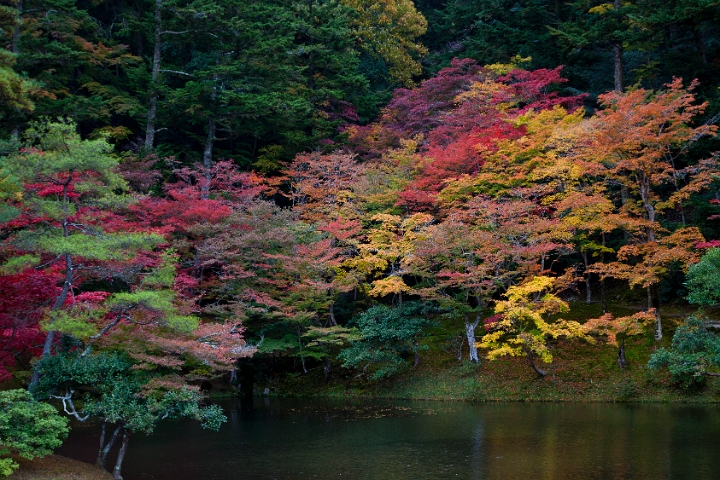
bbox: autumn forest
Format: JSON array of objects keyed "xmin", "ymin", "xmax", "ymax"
[{"xmin": 2, "ymin": 0, "xmax": 720, "ymax": 478}]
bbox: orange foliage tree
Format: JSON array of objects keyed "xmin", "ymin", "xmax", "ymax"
[{"xmin": 585, "ymin": 79, "xmax": 718, "ymax": 339}]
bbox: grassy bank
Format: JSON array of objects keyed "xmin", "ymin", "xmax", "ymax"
[
  {"xmin": 268, "ymin": 341, "xmax": 720, "ymax": 403},
  {"xmin": 264, "ymin": 302, "xmax": 720, "ymax": 403}
]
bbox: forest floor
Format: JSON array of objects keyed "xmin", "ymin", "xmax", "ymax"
[
  {"xmin": 8, "ymin": 455, "xmax": 113, "ymax": 480},
  {"xmin": 265, "ymin": 300, "xmax": 720, "ymax": 404}
]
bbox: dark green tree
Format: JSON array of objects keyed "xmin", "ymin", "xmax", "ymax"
[
  {"xmin": 338, "ymin": 302, "xmax": 433, "ymax": 379},
  {"xmin": 648, "ymin": 316, "xmax": 720, "ymax": 389},
  {"xmin": 0, "ymin": 0, "xmax": 34, "ymax": 135},
  {"xmin": 13, "ymin": 0, "xmax": 145, "ymax": 137},
  {"xmin": 34, "ymin": 352, "xmax": 226, "ymax": 480}
]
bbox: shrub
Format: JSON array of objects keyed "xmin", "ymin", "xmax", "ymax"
[{"xmin": 0, "ymin": 389, "xmax": 69, "ymax": 477}]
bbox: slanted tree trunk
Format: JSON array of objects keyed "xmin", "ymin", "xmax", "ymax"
[
  {"xmin": 526, "ymin": 347, "xmax": 548, "ymax": 377},
  {"xmin": 145, "ymin": 0, "xmax": 163, "ymax": 151},
  {"xmin": 30, "ymin": 177, "xmax": 76, "ymax": 390},
  {"xmin": 112, "ymin": 429, "xmax": 131, "ymax": 480},
  {"xmin": 617, "ymin": 337, "xmax": 627, "ymax": 369},
  {"xmin": 465, "ymin": 313, "xmax": 480, "ymax": 364}
]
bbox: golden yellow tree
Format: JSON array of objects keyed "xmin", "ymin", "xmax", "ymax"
[
  {"xmin": 478, "ymin": 276, "xmax": 590, "ymax": 376},
  {"xmin": 341, "ymin": 0, "xmax": 427, "ymax": 86}
]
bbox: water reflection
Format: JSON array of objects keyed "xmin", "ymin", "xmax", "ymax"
[{"xmin": 58, "ymin": 399, "xmax": 720, "ymax": 480}]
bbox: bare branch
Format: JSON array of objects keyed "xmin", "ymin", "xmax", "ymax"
[
  {"xmin": 80, "ymin": 312, "xmax": 129, "ymax": 358},
  {"xmin": 34, "ymin": 255, "xmax": 62, "ymax": 270},
  {"xmin": 50, "ymin": 389, "xmax": 90, "ymax": 421},
  {"xmin": 159, "ymin": 69, "xmax": 193, "ymax": 77}
]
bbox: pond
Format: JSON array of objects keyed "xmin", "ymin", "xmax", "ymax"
[{"xmin": 58, "ymin": 398, "xmax": 720, "ymax": 479}]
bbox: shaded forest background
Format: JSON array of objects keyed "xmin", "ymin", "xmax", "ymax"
[{"xmin": 2, "ymin": 0, "xmax": 720, "ymax": 165}]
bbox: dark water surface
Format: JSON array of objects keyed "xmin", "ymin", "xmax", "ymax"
[{"xmin": 58, "ymin": 398, "xmax": 720, "ymax": 480}]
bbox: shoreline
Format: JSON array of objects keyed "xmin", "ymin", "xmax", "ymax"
[{"xmin": 249, "ymin": 338, "xmax": 720, "ymax": 405}]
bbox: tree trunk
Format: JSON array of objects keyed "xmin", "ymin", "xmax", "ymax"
[
  {"xmin": 29, "ymin": 251, "xmax": 73, "ymax": 389},
  {"xmin": 296, "ymin": 325, "xmax": 308, "ymax": 374},
  {"xmin": 620, "ymin": 184, "xmax": 630, "ymax": 206},
  {"xmin": 617, "ymin": 337, "xmax": 627, "ymax": 369},
  {"xmin": 201, "ymin": 117, "xmax": 216, "ymax": 200},
  {"xmin": 229, "ymin": 369, "xmax": 239, "ymax": 390},
  {"xmin": 582, "ymin": 251, "xmax": 592, "ymax": 304},
  {"xmin": 145, "ymin": 0, "xmax": 163, "ymax": 151},
  {"xmin": 95, "ymin": 423, "xmax": 106, "ymax": 467},
  {"xmin": 413, "ymin": 339, "xmax": 421, "ymax": 367},
  {"xmin": 613, "ymin": 43, "xmax": 624, "ymax": 92},
  {"xmin": 239, "ymin": 362, "xmax": 255, "ymax": 404},
  {"xmin": 613, "ymin": 0, "xmax": 623, "ymax": 92},
  {"xmin": 328, "ymin": 302, "xmax": 337, "ymax": 327},
  {"xmin": 647, "ymin": 285, "xmax": 663, "ymax": 340},
  {"xmin": 601, "ymin": 232, "xmax": 607, "ymax": 313},
  {"xmin": 653, "ymin": 286, "xmax": 662, "ymax": 341},
  {"xmin": 694, "ymin": 27, "xmax": 708, "ymax": 65},
  {"xmin": 639, "ymin": 180, "xmax": 656, "ymax": 242},
  {"xmin": 11, "ymin": 0, "xmax": 21, "ymax": 55},
  {"xmin": 465, "ymin": 313, "xmax": 480, "ymax": 364},
  {"xmin": 323, "ymin": 357, "xmax": 331, "ymax": 380},
  {"xmin": 112, "ymin": 429, "xmax": 130, "ymax": 480},
  {"xmin": 97, "ymin": 424, "xmax": 122, "ymax": 470}
]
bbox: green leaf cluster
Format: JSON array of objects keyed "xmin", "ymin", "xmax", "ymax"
[
  {"xmin": 686, "ymin": 247, "xmax": 720, "ymax": 307},
  {"xmin": 33, "ymin": 352, "xmax": 225, "ymax": 435},
  {"xmin": 0, "ymin": 389, "xmax": 69, "ymax": 478}
]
